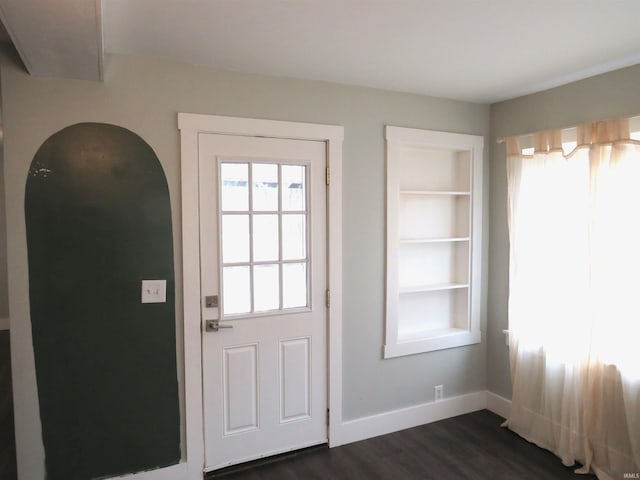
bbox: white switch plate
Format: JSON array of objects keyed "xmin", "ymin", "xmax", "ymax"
[{"xmin": 141, "ymin": 279, "xmax": 167, "ymax": 304}]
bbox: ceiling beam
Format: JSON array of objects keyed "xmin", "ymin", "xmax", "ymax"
[{"xmin": 0, "ymin": 0, "xmax": 103, "ymax": 81}]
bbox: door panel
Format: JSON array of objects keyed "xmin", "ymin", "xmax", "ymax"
[
  {"xmin": 279, "ymin": 337, "xmax": 311, "ymax": 422},
  {"xmin": 199, "ymin": 134, "xmax": 327, "ymax": 470},
  {"xmin": 223, "ymin": 344, "xmax": 259, "ymax": 435}
]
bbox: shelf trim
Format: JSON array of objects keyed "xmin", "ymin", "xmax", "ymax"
[
  {"xmin": 399, "ymin": 283, "xmax": 468, "ymax": 294},
  {"xmin": 399, "ymin": 236, "xmax": 470, "ymax": 244},
  {"xmin": 400, "ymin": 190, "xmax": 470, "ymax": 196},
  {"xmin": 397, "ymin": 326, "xmax": 469, "ymax": 343},
  {"xmin": 384, "ymin": 329, "xmax": 482, "ymax": 358}
]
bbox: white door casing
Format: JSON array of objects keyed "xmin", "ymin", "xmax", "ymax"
[
  {"xmin": 178, "ymin": 114, "xmax": 344, "ymax": 479},
  {"xmin": 199, "ymin": 134, "xmax": 326, "ymax": 470}
]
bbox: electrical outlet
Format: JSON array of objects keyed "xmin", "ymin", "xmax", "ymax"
[{"xmin": 434, "ymin": 385, "xmax": 444, "ymax": 402}]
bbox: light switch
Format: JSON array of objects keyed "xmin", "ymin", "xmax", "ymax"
[{"xmin": 141, "ymin": 279, "xmax": 167, "ymax": 303}]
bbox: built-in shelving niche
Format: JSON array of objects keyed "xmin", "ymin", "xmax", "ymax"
[{"xmin": 385, "ymin": 126, "xmax": 483, "ymax": 358}]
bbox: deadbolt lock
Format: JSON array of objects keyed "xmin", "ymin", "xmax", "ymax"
[{"xmin": 205, "ymin": 295, "xmax": 219, "ymax": 308}]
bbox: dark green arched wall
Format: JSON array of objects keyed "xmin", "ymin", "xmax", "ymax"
[{"xmin": 25, "ymin": 123, "xmax": 180, "ymax": 480}]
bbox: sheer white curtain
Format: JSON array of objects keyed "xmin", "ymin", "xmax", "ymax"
[{"xmin": 505, "ymin": 118, "xmax": 640, "ymax": 479}]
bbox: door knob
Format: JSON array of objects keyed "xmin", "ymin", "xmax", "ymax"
[{"xmin": 206, "ymin": 319, "xmax": 233, "ymax": 332}]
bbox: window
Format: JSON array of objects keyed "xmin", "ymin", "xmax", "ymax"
[
  {"xmin": 505, "ymin": 117, "xmax": 640, "ymax": 478},
  {"xmin": 220, "ymin": 161, "xmax": 309, "ymax": 317}
]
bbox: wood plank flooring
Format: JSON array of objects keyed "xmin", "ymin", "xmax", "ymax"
[{"xmin": 207, "ymin": 410, "xmax": 596, "ymax": 480}]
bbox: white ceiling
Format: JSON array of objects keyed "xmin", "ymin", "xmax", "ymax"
[{"xmin": 3, "ymin": 0, "xmax": 640, "ymax": 104}]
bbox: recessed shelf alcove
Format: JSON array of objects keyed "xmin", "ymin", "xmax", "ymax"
[{"xmin": 385, "ymin": 126, "xmax": 483, "ymax": 358}]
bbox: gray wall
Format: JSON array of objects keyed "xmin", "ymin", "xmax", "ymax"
[
  {"xmin": 1, "ymin": 48, "xmax": 490, "ymax": 436},
  {"xmin": 0, "ymin": 69, "xmax": 15, "ymax": 480},
  {"xmin": 0, "ymin": 71, "xmax": 8, "ymax": 322},
  {"xmin": 487, "ymin": 63, "xmax": 640, "ymax": 398}
]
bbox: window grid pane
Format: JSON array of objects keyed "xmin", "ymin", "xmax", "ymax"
[
  {"xmin": 282, "ymin": 165, "xmax": 306, "ymax": 211},
  {"xmin": 223, "ymin": 266, "xmax": 251, "ymax": 315},
  {"xmin": 283, "ymin": 262, "xmax": 308, "ymax": 309},
  {"xmin": 252, "ymin": 163, "xmax": 279, "ymax": 211},
  {"xmin": 222, "ymin": 214, "xmax": 250, "ymax": 263},
  {"xmin": 253, "ymin": 264, "xmax": 280, "ymax": 312},
  {"xmin": 220, "ymin": 161, "xmax": 310, "ymax": 317},
  {"xmin": 221, "ymin": 163, "xmax": 249, "ymax": 211},
  {"xmin": 282, "ymin": 214, "xmax": 306, "ymax": 260},
  {"xmin": 253, "ymin": 214, "xmax": 279, "ymax": 262}
]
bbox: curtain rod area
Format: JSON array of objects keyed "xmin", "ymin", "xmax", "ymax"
[{"xmin": 496, "ymin": 114, "xmax": 640, "ymax": 145}]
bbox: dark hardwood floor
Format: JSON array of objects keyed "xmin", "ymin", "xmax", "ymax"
[{"xmin": 207, "ymin": 410, "xmax": 596, "ymax": 480}]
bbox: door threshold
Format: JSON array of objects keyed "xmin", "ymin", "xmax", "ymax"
[{"xmin": 205, "ymin": 443, "xmax": 328, "ymax": 478}]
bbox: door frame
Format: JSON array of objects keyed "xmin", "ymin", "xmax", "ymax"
[{"xmin": 178, "ymin": 113, "xmax": 344, "ymax": 479}]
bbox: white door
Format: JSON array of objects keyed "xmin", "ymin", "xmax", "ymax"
[{"xmin": 199, "ymin": 133, "xmax": 327, "ymax": 471}]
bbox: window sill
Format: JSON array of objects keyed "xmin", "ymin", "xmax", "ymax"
[{"xmin": 384, "ymin": 329, "xmax": 481, "ymax": 358}]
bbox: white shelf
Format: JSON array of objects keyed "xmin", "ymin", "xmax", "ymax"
[
  {"xmin": 400, "ymin": 237, "xmax": 469, "ymax": 244},
  {"xmin": 400, "ymin": 190, "xmax": 470, "ymax": 196},
  {"xmin": 399, "ymin": 283, "xmax": 468, "ymax": 294},
  {"xmin": 385, "ymin": 329, "xmax": 482, "ymax": 358},
  {"xmin": 398, "ymin": 326, "xmax": 469, "ymax": 343},
  {"xmin": 385, "ymin": 126, "xmax": 483, "ymax": 357}
]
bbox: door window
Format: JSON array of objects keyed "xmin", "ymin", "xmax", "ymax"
[{"xmin": 220, "ymin": 161, "xmax": 309, "ymax": 316}]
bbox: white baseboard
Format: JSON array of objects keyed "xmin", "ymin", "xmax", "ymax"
[
  {"xmin": 106, "ymin": 462, "xmax": 188, "ymax": 480},
  {"xmin": 331, "ymin": 390, "xmax": 512, "ymax": 447},
  {"xmin": 485, "ymin": 391, "xmax": 512, "ymax": 420},
  {"xmin": 332, "ymin": 391, "xmax": 487, "ymax": 446}
]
